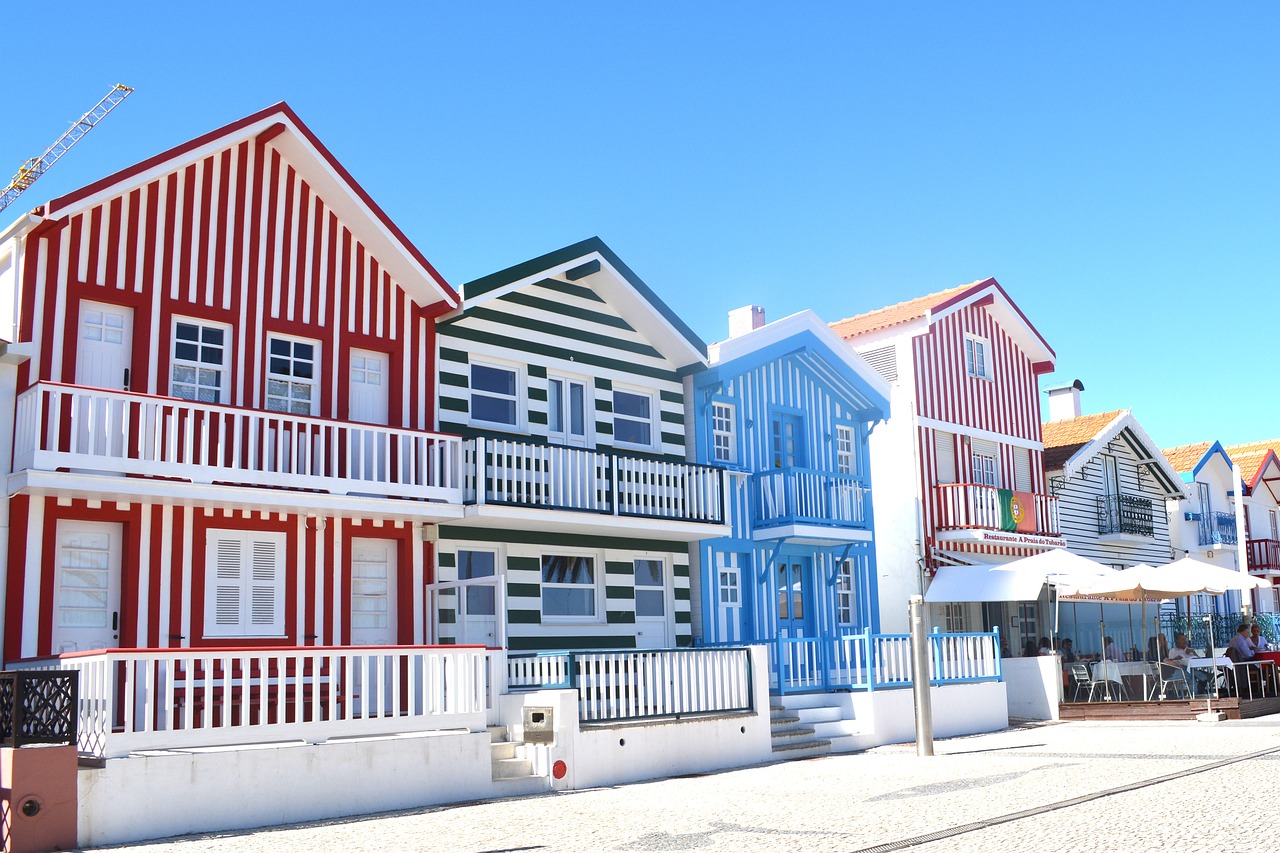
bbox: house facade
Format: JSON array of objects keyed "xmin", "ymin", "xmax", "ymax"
[
  {"xmin": 1160, "ymin": 441, "xmax": 1248, "ymax": 616},
  {"xmin": 686, "ymin": 307, "xmax": 890, "ymax": 690},
  {"xmin": 431, "ymin": 238, "xmax": 729, "ymax": 652},
  {"xmin": 1224, "ymin": 440, "xmax": 1280, "ymax": 614},
  {"xmin": 0, "ymin": 104, "xmax": 463, "ymax": 662},
  {"xmin": 832, "ymin": 279, "xmax": 1063, "ymax": 640}
]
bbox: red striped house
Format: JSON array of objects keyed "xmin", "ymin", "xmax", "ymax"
[
  {"xmin": 831, "ymin": 279, "xmax": 1061, "ymax": 636},
  {"xmin": 0, "ymin": 104, "xmax": 461, "ymax": 662}
]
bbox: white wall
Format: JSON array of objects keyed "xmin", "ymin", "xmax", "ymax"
[
  {"xmin": 499, "ymin": 644, "xmax": 774, "ymax": 791},
  {"xmin": 868, "ymin": 378, "xmax": 925, "ymax": 633},
  {"xmin": 1002, "ymin": 656, "xmax": 1062, "ymax": 721},
  {"xmin": 79, "ymin": 730, "xmax": 493, "ymax": 848}
]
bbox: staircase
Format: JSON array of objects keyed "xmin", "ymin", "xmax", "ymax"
[
  {"xmin": 770, "ymin": 696, "xmax": 860, "ymax": 758},
  {"xmin": 488, "ymin": 726, "xmax": 551, "ymax": 795}
]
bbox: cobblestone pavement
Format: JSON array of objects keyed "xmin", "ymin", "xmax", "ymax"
[{"xmin": 87, "ymin": 718, "xmax": 1280, "ymax": 852}]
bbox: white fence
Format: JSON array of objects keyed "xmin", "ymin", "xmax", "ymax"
[
  {"xmin": 507, "ymin": 648, "xmax": 754, "ymax": 722},
  {"xmin": 465, "ymin": 437, "xmax": 724, "ymax": 523},
  {"xmin": 934, "ymin": 483, "xmax": 1061, "ymax": 536},
  {"xmin": 774, "ymin": 630, "xmax": 1002, "ymax": 694},
  {"xmin": 13, "ymin": 382, "xmax": 463, "ymax": 501},
  {"xmin": 8, "ymin": 645, "xmax": 492, "ymax": 759}
]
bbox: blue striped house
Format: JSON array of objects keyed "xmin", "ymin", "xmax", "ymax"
[
  {"xmin": 431, "ymin": 238, "xmax": 730, "ymax": 651},
  {"xmin": 689, "ymin": 309, "xmax": 891, "ymax": 689}
]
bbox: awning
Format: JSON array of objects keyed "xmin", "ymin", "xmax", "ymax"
[{"xmin": 924, "ymin": 565, "xmax": 1047, "ymax": 603}]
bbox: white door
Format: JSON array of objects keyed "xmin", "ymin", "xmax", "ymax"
[
  {"xmin": 456, "ymin": 549, "xmax": 498, "ymax": 646},
  {"xmin": 350, "ymin": 538, "xmax": 398, "ymax": 646},
  {"xmin": 716, "ymin": 555, "xmax": 743, "ymax": 643},
  {"xmin": 75, "ymin": 301, "xmax": 133, "ymax": 458},
  {"xmin": 547, "ymin": 375, "xmax": 588, "ymax": 447},
  {"xmin": 349, "ymin": 539, "xmax": 398, "ymax": 715},
  {"xmin": 349, "ymin": 349, "xmax": 389, "ymax": 483},
  {"xmin": 51, "ymin": 521, "xmax": 122, "ymax": 653},
  {"xmin": 634, "ymin": 558, "xmax": 670, "ymax": 649}
]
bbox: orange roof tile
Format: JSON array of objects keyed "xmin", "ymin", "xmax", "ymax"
[
  {"xmin": 830, "ymin": 283, "xmax": 974, "ymax": 340},
  {"xmin": 1041, "ymin": 411, "xmax": 1124, "ymax": 472},
  {"xmin": 1161, "ymin": 442, "xmax": 1214, "ymax": 475},
  {"xmin": 1225, "ymin": 440, "xmax": 1280, "ymax": 486}
]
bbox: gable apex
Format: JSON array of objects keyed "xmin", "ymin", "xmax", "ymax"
[{"xmin": 39, "ymin": 102, "xmax": 457, "ymax": 311}]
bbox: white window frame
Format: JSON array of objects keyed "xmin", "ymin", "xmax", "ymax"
[
  {"xmin": 835, "ymin": 424, "xmax": 857, "ymax": 476},
  {"xmin": 612, "ymin": 386, "xmax": 658, "ymax": 450},
  {"xmin": 944, "ymin": 603, "xmax": 965, "ymax": 632},
  {"xmin": 547, "ymin": 372, "xmax": 591, "ymax": 446},
  {"xmin": 836, "ymin": 560, "xmax": 855, "ymax": 626},
  {"xmin": 469, "ymin": 358, "xmax": 525, "ymax": 431},
  {"xmin": 456, "ymin": 547, "xmax": 499, "ymax": 621},
  {"xmin": 203, "ymin": 529, "xmax": 287, "ymax": 639},
  {"xmin": 540, "ymin": 551, "xmax": 602, "ymax": 621},
  {"xmin": 710, "ymin": 401, "xmax": 737, "ymax": 464},
  {"xmin": 964, "ymin": 334, "xmax": 992, "ymax": 381},
  {"xmin": 633, "ymin": 556, "xmax": 669, "ymax": 619},
  {"xmin": 266, "ymin": 334, "xmax": 320, "ymax": 415},
  {"xmin": 171, "ymin": 317, "xmax": 231, "ymax": 403}
]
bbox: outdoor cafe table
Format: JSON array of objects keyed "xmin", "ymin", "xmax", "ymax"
[
  {"xmin": 1092, "ymin": 660, "xmax": 1157, "ymax": 700},
  {"xmin": 1187, "ymin": 657, "xmax": 1232, "ymax": 696}
]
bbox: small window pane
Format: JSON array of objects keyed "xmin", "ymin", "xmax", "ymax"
[
  {"xmin": 472, "ymin": 364, "xmax": 516, "ymax": 396},
  {"xmin": 472, "ymin": 396, "xmax": 517, "ymax": 425}
]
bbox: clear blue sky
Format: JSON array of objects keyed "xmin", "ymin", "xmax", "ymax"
[{"xmin": 5, "ymin": 4, "xmax": 1276, "ymax": 449}]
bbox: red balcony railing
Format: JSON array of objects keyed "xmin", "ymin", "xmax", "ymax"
[{"xmin": 1247, "ymin": 538, "xmax": 1280, "ymax": 575}]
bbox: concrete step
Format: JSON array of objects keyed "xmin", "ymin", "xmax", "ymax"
[
  {"xmin": 492, "ymin": 756, "xmax": 536, "ymax": 780},
  {"xmin": 492, "ymin": 774, "xmax": 552, "ymax": 796},
  {"xmin": 772, "ymin": 737, "xmax": 832, "ymax": 756},
  {"xmin": 490, "ymin": 741, "xmax": 519, "ymax": 761},
  {"xmin": 770, "ymin": 725, "xmax": 818, "ymax": 743},
  {"xmin": 487, "ymin": 726, "xmax": 508, "ymax": 743}
]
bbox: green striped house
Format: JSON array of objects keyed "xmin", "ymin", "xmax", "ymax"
[{"xmin": 431, "ymin": 238, "xmax": 730, "ymax": 651}]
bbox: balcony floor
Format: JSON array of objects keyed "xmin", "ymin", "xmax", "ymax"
[{"xmin": 460, "ymin": 502, "xmax": 730, "ymax": 540}]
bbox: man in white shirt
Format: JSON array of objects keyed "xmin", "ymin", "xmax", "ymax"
[{"xmin": 1166, "ymin": 633, "xmax": 1196, "ymax": 664}]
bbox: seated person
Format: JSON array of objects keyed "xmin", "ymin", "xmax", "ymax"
[
  {"xmin": 1250, "ymin": 624, "xmax": 1270, "ymax": 652},
  {"xmin": 1038, "ymin": 637, "xmax": 1054, "ymax": 655},
  {"xmin": 1059, "ymin": 638, "xmax": 1077, "ymax": 663},
  {"xmin": 1166, "ymin": 633, "xmax": 1197, "ymax": 664},
  {"xmin": 1103, "ymin": 636, "xmax": 1123, "ymax": 662},
  {"xmin": 1146, "ymin": 634, "xmax": 1170, "ymax": 662},
  {"xmin": 1227, "ymin": 624, "xmax": 1257, "ymax": 662}
]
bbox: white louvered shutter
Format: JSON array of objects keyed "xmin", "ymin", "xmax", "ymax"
[
  {"xmin": 212, "ymin": 537, "xmax": 243, "ymax": 633},
  {"xmin": 1014, "ymin": 448, "xmax": 1032, "ymax": 492},
  {"xmin": 249, "ymin": 539, "xmax": 281, "ymax": 630},
  {"xmin": 204, "ymin": 531, "xmax": 286, "ymax": 638},
  {"xmin": 935, "ymin": 432, "xmax": 956, "ymax": 484}
]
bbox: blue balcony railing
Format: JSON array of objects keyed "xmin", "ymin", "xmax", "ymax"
[
  {"xmin": 750, "ymin": 467, "xmax": 869, "ymax": 530},
  {"xmin": 1186, "ymin": 511, "xmax": 1237, "ymax": 546}
]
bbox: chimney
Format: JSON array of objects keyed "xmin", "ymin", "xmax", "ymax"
[
  {"xmin": 728, "ymin": 305, "xmax": 765, "ymax": 339},
  {"xmin": 1045, "ymin": 379, "xmax": 1084, "ymax": 421}
]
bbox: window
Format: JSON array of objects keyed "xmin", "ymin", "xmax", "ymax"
[
  {"xmin": 711, "ymin": 402, "xmax": 737, "ymax": 464},
  {"xmin": 835, "ymin": 425, "xmax": 857, "ymax": 475},
  {"xmin": 470, "ymin": 362, "xmax": 520, "ymax": 427},
  {"xmin": 836, "ymin": 560, "xmax": 854, "ymax": 625},
  {"xmin": 944, "ymin": 603, "xmax": 965, "ymax": 633},
  {"xmin": 971, "ymin": 439, "xmax": 998, "ymax": 486},
  {"xmin": 548, "ymin": 375, "xmax": 587, "ymax": 445},
  {"xmin": 1014, "ymin": 448, "xmax": 1032, "ymax": 492},
  {"xmin": 964, "ymin": 334, "xmax": 991, "ymax": 380},
  {"xmin": 203, "ymin": 530, "xmax": 286, "ymax": 638},
  {"xmin": 172, "ymin": 319, "xmax": 228, "ymax": 403},
  {"xmin": 634, "ymin": 559, "xmax": 666, "ymax": 617},
  {"xmin": 613, "ymin": 389, "xmax": 654, "ymax": 447},
  {"xmin": 458, "ymin": 549, "xmax": 497, "ymax": 617},
  {"xmin": 266, "ymin": 336, "xmax": 318, "ymax": 415},
  {"xmin": 934, "ymin": 431, "xmax": 957, "ymax": 484},
  {"xmin": 541, "ymin": 554, "xmax": 596, "ymax": 617},
  {"xmin": 718, "ymin": 564, "xmax": 740, "ymax": 606},
  {"xmin": 771, "ymin": 413, "xmax": 805, "ymax": 469}
]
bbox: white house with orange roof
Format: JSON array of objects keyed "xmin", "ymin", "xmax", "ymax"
[
  {"xmin": 832, "ymin": 278, "xmax": 1062, "ymax": 641},
  {"xmin": 1224, "ymin": 440, "xmax": 1280, "ymax": 614}
]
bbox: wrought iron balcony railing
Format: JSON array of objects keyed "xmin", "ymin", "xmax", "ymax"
[
  {"xmin": 1185, "ymin": 511, "xmax": 1238, "ymax": 546},
  {"xmin": 1096, "ymin": 494, "xmax": 1154, "ymax": 537}
]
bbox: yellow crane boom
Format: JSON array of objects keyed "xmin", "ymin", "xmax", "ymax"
[{"xmin": 0, "ymin": 84, "xmax": 134, "ymax": 215}]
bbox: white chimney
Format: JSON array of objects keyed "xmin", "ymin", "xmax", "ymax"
[
  {"xmin": 728, "ymin": 305, "xmax": 765, "ymax": 339},
  {"xmin": 1046, "ymin": 379, "xmax": 1084, "ymax": 421}
]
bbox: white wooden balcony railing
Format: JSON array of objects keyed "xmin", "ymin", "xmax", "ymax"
[
  {"xmin": 6, "ymin": 645, "xmax": 494, "ymax": 759},
  {"xmin": 12, "ymin": 382, "xmax": 463, "ymax": 502},
  {"xmin": 934, "ymin": 483, "xmax": 1060, "ymax": 536},
  {"xmin": 751, "ymin": 467, "xmax": 869, "ymax": 530},
  {"xmin": 463, "ymin": 437, "xmax": 724, "ymax": 524}
]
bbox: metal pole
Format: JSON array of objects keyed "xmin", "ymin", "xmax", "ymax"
[{"xmin": 909, "ymin": 595, "xmax": 934, "ymax": 756}]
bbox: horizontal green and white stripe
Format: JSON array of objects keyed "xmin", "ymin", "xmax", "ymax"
[
  {"xmin": 436, "ymin": 526, "xmax": 692, "ymax": 652},
  {"xmin": 438, "ymin": 276, "xmax": 687, "ymax": 459}
]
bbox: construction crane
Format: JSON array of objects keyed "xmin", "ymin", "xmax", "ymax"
[{"xmin": 0, "ymin": 84, "xmax": 134, "ymax": 215}]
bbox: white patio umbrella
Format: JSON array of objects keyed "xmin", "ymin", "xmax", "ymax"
[
  {"xmin": 990, "ymin": 548, "xmax": 1119, "ymax": 640},
  {"xmin": 1077, "ymin": 557, "xmax": 1272, "ymax": 601}
]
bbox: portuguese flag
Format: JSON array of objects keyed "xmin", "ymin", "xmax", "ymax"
[{"xmin": 998, "ymin": 489, "xmax": 1038, "ymax": 533}]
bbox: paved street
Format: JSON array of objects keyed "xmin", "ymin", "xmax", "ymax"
[{"xmin": 89, "ymin": 718, "xmax": 1280, "ymax": 852}]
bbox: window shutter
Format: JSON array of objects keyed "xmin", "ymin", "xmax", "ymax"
[
  {"xmin": 861, "ymin": 345, "xmax": 898, "ymax": 383},
  {"xmin": 213, "ymin": 538, "xmax": 243, "ymax": 628},
  {"xmin": 1014, "ymin": 448, "xmax": 1032, "ymax": 492},
  {"xmin": 249, "ymin": 540, "xmax": 279, "ymax": 628},
  {"xmin": 935, "ymin": 432, "xmax": 956, "ymax": 484}
]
